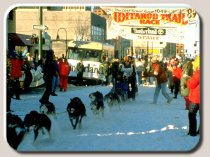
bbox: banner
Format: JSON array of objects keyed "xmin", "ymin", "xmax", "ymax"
[{"xmin": 105, "ymin": 7, "xmax": 198, "ymax": 43}]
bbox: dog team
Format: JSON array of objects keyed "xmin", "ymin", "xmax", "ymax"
[{"xmin": 7, "ymin": 86, "xmax": 128, "ymax": 150}]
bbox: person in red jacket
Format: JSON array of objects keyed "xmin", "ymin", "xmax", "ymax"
[
  {"xmin": 172, "ymin": 62, "xmax": 182, "ymax": 98},
  {"xmin": 9, "ymin": 53, "xmax": 24, "ymax": 100},
  {"xmin": 59, "ymin": 58, "xmax": 70, "ymax": 92},
  {"xmin": 186, "ymin": 55, "xmax": 200, "ymax": 136}
]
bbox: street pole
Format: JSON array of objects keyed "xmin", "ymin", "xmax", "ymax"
[
  {"xmin": 56, "ymin": 28, "xmax": 68, "ymax": 57},
  {"xmin": 65, "ymin": 36, "xmax": 68, "ymax": 57},
  {"xmin": 169, "ymin": 43, "xmax": 171, "ymax": 58},
  {"xmin": 38, "ymin": 7, "xmax": 43, "ymax": 61},
  {"xmin": 194, "ymin": 41, "xmax": 200, "ymax": 56}
]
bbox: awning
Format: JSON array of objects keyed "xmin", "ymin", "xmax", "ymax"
[{"xmin": 8, "ymin": 33, "xmax": 32, "ymax": 46}]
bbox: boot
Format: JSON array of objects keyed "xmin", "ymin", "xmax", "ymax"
[
  {"xmin": 51, "ymin": 92, "xmax": 57, "ymax": 96},
  {"xmin": 188, "ymin": 112, "xmax": 197, "ymax": 136}
]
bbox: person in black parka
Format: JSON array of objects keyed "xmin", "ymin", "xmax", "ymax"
[{"xmin": 39, "ymin": 49, "xmax": 55, "ymax": 104}]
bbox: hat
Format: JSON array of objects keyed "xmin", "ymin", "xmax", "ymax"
[
  {"xmin": 193, "ymin": 55, "xmax": 200, "ymax": 70},
  {"xmin": 151, "ymin": 57, "xmax": 158, "ymax": 63}
]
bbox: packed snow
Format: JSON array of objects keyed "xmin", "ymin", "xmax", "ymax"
[{"xmin": 7, "ymin": 84, "xmax": 200, "ymax": 152}]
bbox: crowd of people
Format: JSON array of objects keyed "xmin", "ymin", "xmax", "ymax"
[
  {"xmin": 97, "ymin": 53, "xmax": 200, "ymax": 137},
  {"xmin": 7, "ymin": 48, "xmax": 200, "ymax": 137}
]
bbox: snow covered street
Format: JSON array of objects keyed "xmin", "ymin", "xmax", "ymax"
[{"xmin": 7, "ymin": 84, "xmax": 200, "ymax": 152}]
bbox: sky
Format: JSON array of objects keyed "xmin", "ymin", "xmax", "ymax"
[
  {"xmin": 5, "ymin": 83, "xmax": 200, "ymax": 152},
  {"xmin": 183, "ymin": 22, "xmax": 200, "ymax": 56}
]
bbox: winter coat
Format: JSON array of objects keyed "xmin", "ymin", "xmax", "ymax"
[
  {"xmin": 10, "ymin": 58, "xmax": 24, "ymax": 79},
  {"xmin": 76, "ymin": 62, "xmax": 84, "ymax": 73},
  {"xmin": 100, "ymin": 61, "xmax": 110, "ymax": 76},
  {"xmin": 151, "ymin": 63, "xmax": 168, "ymax": 84},
  {"xmin": 59, "ymin": 61, "xmax": 70, "ymax": 76},
  {"xmin": 43, "ymin": 50, "xmax": 55, "ymax": 80},
  {"xmin": 166, "ymin": 66, "xmax": 173, "ymax": 87},
  {"xmin": 135, "ymin": 60, "xmax": 144, "ymax": 72},
  {"xmin": 121, "ymin": 62, "xmax": 135, "ymax": 79},
  {"xmin": 187, "ymin": 70, "xmax": 200, "ymax": 104},
  {"xmin": 110, "ymin": 61, "xmax": 120, "ymax": 80},
  {"xmin": 172, "ymin": 67, "xmax": 182, "ymax": 83}
]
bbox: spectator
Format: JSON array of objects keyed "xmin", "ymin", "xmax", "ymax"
[
  {"xmin": 7, "ymin": 57, "xmax": 12, "ymax": 112},
  {"xmin": 180, "ymin": 60, "xmax": 193, "ymax": 110},
  {"xmin": 110, "ymin": 58, "xmax": 120, "ymax": 88},
  {"xmin": 22, "ymin": 54, "xmax": 33, "ymax": 92},
  {"xmin": 76, "ymin": 60, "xmax": 84, "ymax": 86},
  {"xmin": 135, "ymin": 58, "xmax": 144, "ymax": 85},
  {"xmin": 186, "ymin": 55, "xmax": 200, "ymax": 136},
  {"xmin": 145, "ymin": 58, "xmax": 153, "ymax": 86},
  {"xmin": 9, "ymin": 52, "xmax": 24, "ymax": 100},
  {"xmin": 172, "ymin": 61, "xmax": 182, "ymax": 98},
  {"xmin": 51, "ymin": 55, "xmax": 59, "ymax": 96},
  {"xmin": 100, "ymin": 57, "xmax": 111, "ymax": 86},
  {"xmin": 59, "ymin": 57, "xmax": 70, "ymax": 92},
  {"xmin": 103, "ymin": 57, "xmax": 111, "ymax": 85},
  {"xmin": 166, "ymin": 60, "xmax": 174, "ymax": 93},
  {"xmin": 39, "ymin": 49, "xmax": 55, "ymax": 104}
]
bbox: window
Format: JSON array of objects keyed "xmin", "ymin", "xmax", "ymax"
[
  {"xmin": 47, "ymin": 7, "xmax": 63, "ymax": 11},
  {"xmin": 91, "ymin": 25, "xmax": 104, "ymax": 42},
  {"xmin": 68, "ymin": 48, "xmax": 100, "ymax": 62}
]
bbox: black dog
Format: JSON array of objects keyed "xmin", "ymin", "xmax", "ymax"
[
  {"xmin": 7, "ymin": 113, "xmax": 26, "ymax": 150},
  {"xmin": 40, "ymin": 103, "xmax": 56, "ymax": 115},
  {"xmin": 89, "ymin": 91, "xmax": 104, "ymax": 115},
  {"xmin": 104, "ymin": 91, "xmax": 121, "ymax": 110},
  {"xmin": 67, "ymin": 97, "xmax": 86, "ymax": 130},
  {"xmin": 23, "ymin": 110, "xmax": 51, "ymax": 142}
]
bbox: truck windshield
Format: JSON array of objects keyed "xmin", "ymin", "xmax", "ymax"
[{"xmin": 67, "ymin": 48, "xmax": 101, "ymax": 62}]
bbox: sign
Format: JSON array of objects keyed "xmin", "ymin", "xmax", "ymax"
[
  {"xmin": 111, "ymin": 8, "xmax": 197, "ymax": 27},
  {"xmin": 148, "ymin": 49, "xmax": 159, "ymax": 54},
  {"xmin": 104, "ymin": 7, "xmax": 199, "ymax": 43},
  {"xmin": 109, "ymin": 26, "xmax": 184, "ymax": 42},
  {"xmin": 131, "ymin": 27, "xmax": 166, "ymax": 35},
  {"xmin": 33, "ymin": 25, "xmax": 48, "ymax": 30}
]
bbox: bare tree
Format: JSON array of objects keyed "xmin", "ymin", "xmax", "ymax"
[{"xmin": 74, "ymin": 14, "xmax": 90, "ymax": 41}]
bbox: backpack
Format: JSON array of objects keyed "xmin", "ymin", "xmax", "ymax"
[{"xmin": 180, "ymin": 76, "xmax": 190, "ymax": 97}]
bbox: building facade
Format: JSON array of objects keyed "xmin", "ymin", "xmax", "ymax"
[{"xmin": 7, "ymin": 6, "xmax": 107, "ymax": 58}]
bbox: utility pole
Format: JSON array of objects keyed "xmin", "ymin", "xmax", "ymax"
[
  {"xmin": 169, "ymin": 43, "xmax": 171, "ymax": 58},
  {"xmin": 56, "ymin": 28, "xmax": 68, "ymax": 57},
  {"xmin": 38, "ymin": 7, "xmax": 43, "ymax": 61}
]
